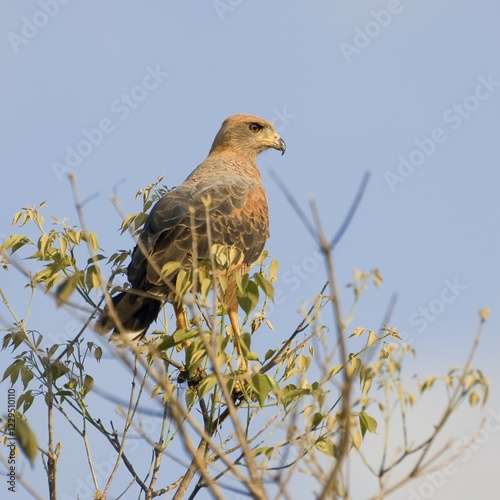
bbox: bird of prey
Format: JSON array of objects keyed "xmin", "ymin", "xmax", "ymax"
[{"xmin": 96, "ymin": 114, "xmax": 285, "ymax": 348}]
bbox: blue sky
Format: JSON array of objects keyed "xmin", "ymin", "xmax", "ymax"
[{"xmin": 1, "ymin": 1, "xmax": 500, "ymax": 498}]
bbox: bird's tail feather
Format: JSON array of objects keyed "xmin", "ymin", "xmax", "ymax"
[{"xmin": 95, "ymin": 291, "xmax": 162, "ymax": 345}]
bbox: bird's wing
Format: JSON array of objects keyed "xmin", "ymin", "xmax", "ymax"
[
  {"xmin": 128, "ymin": 176, "xmax": 269, "ymax": 289},
  {"xmin": 127, "ymin": 184, "xmax": 192, "ymax": 288}
]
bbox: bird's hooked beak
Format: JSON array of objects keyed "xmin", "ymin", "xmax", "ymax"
[{"xmin": 271, "ymin": 136, "xmax": 286, "ymax": 155}]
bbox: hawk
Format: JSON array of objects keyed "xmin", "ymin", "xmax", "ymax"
[{"xmin": 96, "ymin": 114, "xmax": 285, "ymax": 346}]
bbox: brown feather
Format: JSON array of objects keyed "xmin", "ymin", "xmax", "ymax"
[{"xmin": 96, "ymin": 114, "xmax": 285, "ymax": 342}]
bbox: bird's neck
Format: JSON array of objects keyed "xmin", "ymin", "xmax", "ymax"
[{"xmin": 188, "ymin": 150, "xmax": 263, "ymax": 182}]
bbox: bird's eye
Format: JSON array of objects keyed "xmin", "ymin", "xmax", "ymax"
[{"xmin": 248, "ymin": 123, "xmax": 263, "ymax": 133}]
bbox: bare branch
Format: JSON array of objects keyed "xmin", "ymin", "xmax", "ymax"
[{"xmin": 329, "ymin": 170, "xmax": 371, "ymax": 249}]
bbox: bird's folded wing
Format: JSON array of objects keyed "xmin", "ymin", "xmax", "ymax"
[{"xmin": 127, "ymin": 177, "xmax": 268, "ymax": 288}]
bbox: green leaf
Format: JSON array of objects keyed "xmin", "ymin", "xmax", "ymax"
[
  {"xmin": 329, "ymin": 364, "xmax": 342, "ymax": 378},
  {"xmin": 55, "ymin": 272, "xmax": 83, "ymax": 306},
  {"xmin": 196, "ymin": 373, "xmax": 218, "ymax": 399},
  {"xmin": 89, "ymin": 269, "xmax": 101, "ymax": 292},
  {"xmin": 36, "ymin": 232, "xmax": 56, "ymax": 260},
  {"xmin": 311, "ymin": 412, "xmax": 324, "ymax": 430},
  {"xmin": 228, "ymin": 246, "xmax": 244, "ymax": 267},
  {"xmin": 185, "ymin": 388, "xmax": 196, "ymax": 409},
  {"xmin": 235, "ymin": 271, "xmax": 248, "ymax": 295},
  {"xmin": 156, "ymin": 334, "xmax": 175, "ymax": 351},
  {"xmin": 2, "ymin": 359, "xmax": 25, "ymax": 384},
  {"xmin": 133, "ymin": 212, "xmax": 149, "ymax": 231},
  {"xmin": 218, "ymin": 274, "xmax": 228, "ymax": 294},
  {"xmin": 269, "ymin": 258, "xmax": 279, "ymax": 282},
  {"xmin": 20, "ymin": 366, "xmax": 34, "ymax": 390},
  {"xmin": 59, "ymin": 236, "xmax": 67, "ymax": 256},
  {"xmin": 187, "ymin": 342, "xmax": 208, "ymax": 368},
  {"xmin": 94, "ymin": 346, "xmax": 103, "ymax": 362},
  {"xmin": 175, "ymin": 268, "xmax": 192, "ymax": 297},
  {"xmin": 237, "ymin": 280, "xmax": 259, "ymax": 315},
  {"xmin": 11, "ymin": 211, "xmax": 23, "ymax": 226},
  {"xmin": 81, "ymin": 232, "xmax": 99, "ymax": 252},
  {"xmin": 281, "ymin": 385, "xmax": 310, "ymax": 404},
  {"xmin": 15, "ymin": 413, "xmax": 38, "ymax": 464},
  {"xmin": 172, "ymin": 329, "xmax": 198, "ymax": 345},
  {"xmin": 65, "ymin": 378, "xmax": 78, "ymax": 390},
  {"xmin": 371, "ymin": 268, "xmax": 383, "ymax": 287},
  {"xmin": 366, "ymin": 330, "xmax": 377, "ymax": 347},
  {"xmin": 120, "ymin": 214, "xmax": 137, "ymax": 234},
  {"xmin": 297, "ymin": 354, "xmax": 311, "ymax": 371},
  {"xmin": 264, "ymin": 349, "xmax": 275, "ymax": 361},
  {"xmin": 316, "ymin": 438, "xmax": 336, "ymax": 457},
  {"xmin": 47, "ymin": 344, "xmax": 59, "ymax": 358},
  {"xmin": 358, "ymin": 411, "xmax": 378, "ymax": 437},
  {"xmin": 2, "ymin": 234, "xmax": 31, "ymax": 253},
  {"xmin": 17, "ymin": 391, "xmax": 34, "ymax": 414},
  {"xmin": 350, "ymin": 327, "xmax": 366, "ymax": 338},
  {"xmin": 361, "ymin": 376, "xmax": 372, "ymax": 394},
  {"xmin": 200, "ymin": 276, "xmax": 212, "ymax": 299},
  {"xmin": 254, "ymin": 446, "xmax": 275, "ymax": 458},
  {"xmin": 82, "ymin": 375, "xmax": 94, "ymax": 396},
  {"xmin": 469, "ymin": 391, "xmax": 479, "ymax": 407},
  {"xmin": 44, "ymin": 360, "xmax": 69, "ymax": 381},
  {"xmin": 352, "ymin": 430, "xmax": 362, "ymax": 450},
  {"xmin": 249, "ymin": 374, "xmax": 272, "ymax": 407},
  {"xmin": 160, "ymin": 261, "xmax": 180, "ymax": 279},
  {"xmin": 256, "ymin": 250, "xmax": 268, "ymax": 264},
  {"xmin": 254, "ymin": 272, "xmax": 274, "ymax": 301}
]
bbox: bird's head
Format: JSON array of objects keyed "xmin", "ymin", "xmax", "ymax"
[{"xmin": 209, "ymin": 114, "xmax": 286, "ymax": 160}]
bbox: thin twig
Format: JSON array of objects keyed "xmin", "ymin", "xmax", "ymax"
[
  {"xmin": 102, "ymin": 356, "xmax": 140, "ymax": 497},
  {"xmin": 309, "ymin": 198, "xmax": 352, "ymax": 500},
  {"xmin": 260, "ymin": 281, "xmax": 329, "ymax": 375},
  {"xmin": 55, "ymin": 296, "xmax": 105, "ymax": 362},
  {"xmin": 409, "ymin": 317, "xmax": 486, "ymax": 475},
  {"xmin": 329, "ymin": 170, "xmax": 371, "ymax": 249},
  {"xmin": 111, "ymin": 345, "xmax": 253, "ymax": 495},
  {"xmin": 373, "ymin": 318, "xmax": 488, "ymax": 498},
  {"xmin": 45, "ymin": 354, "xmax": 58, "ymax": 500},
  {"xmin": 269, "ymin": 169, "xmax": 317, "ymax": 240}
]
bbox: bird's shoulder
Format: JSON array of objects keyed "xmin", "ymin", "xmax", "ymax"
[{"xmin": 145, "ymin": 174, "xmax": 261, "ymax": 235}]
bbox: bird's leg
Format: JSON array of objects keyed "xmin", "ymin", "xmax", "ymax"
[
  {"xmin": 174, "ymin": 302, "xmax": 187, "ymax": 330},
  {"xmin": 225, "ymin": 273, "xmax": 249, "ymax": 373},
  {"xmin": 174, "ymin": 301, "xmax": 194, "ymax": 354}
]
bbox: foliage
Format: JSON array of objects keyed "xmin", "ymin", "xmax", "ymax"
[{"xmin": 0, "ymin": 177, "xmax": 490, "ymax": 499}]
